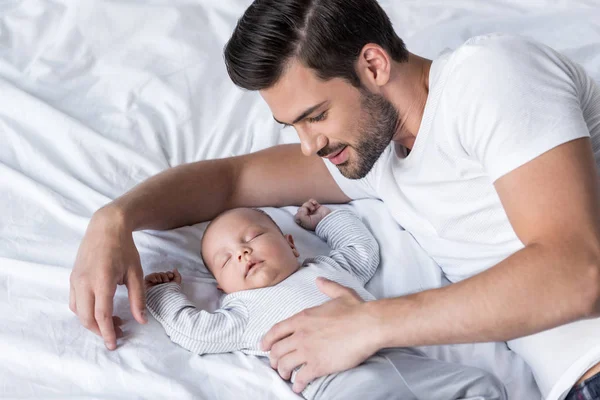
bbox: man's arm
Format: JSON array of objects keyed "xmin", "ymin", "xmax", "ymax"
[
  {"xmin": 372, "ymin": 137, "xmax": 600, "ymax": 348},
  {"xmin": 262, "ymin": 138, "xmax": 600, "ymax": 392},
  {"xmin": 70, "ymin": 144, "xmax": 349, "ymax": 350},
  {"xmin": 113, "ymin": 144, "xmax": 350, "ymax": 231}
]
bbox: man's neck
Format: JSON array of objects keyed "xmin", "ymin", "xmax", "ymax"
[{"xmin": 384, "ymin": 53, "xmax": 432, "ymax": 150}]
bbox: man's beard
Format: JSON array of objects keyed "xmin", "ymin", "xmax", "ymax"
[{"xmin": 326, "ymin": 87, "xmax": 399, "ymax": 179}]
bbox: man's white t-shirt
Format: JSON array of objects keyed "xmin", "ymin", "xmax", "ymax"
[
  {"xmin": 326, "ymin": 34, "xmax": 600, "ymax": 283},
  {"xmin": 324, "ymin": 34, "xmax": 600, "ymax": 399}
]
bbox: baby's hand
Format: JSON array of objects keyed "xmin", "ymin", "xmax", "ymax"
[
  {"xmin": 144, "ymin": 269, "xmax": 182, "ymax": 290},
  {"xmin": 294, "ymin": 199, "xmax": 331, "ymax": 231}
]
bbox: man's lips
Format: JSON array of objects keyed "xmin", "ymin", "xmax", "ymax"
[
  {"xmin": 323, "ymin": 146, "xmax": 349, "ymax": 165},
  {"xmin": 323, "ymin": 146, "xmax": 346, "ymax": 160}
]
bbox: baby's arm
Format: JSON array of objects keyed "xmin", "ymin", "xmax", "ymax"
[
  {"xmin": 314, "ymin": 207, "xmax": 380, "ymax": 285},
  {"xmin": 145, "ymin": 271, "xmax": 247, "ymax": 355}
]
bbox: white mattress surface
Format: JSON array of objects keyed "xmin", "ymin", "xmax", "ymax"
[{"xmin": 2, "ymin": 1, "xmax": 599, "ymax": 399}]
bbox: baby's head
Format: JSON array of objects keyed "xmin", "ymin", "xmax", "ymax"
[{"xmin": 201, "ymin": 208, "xmax": 301, "ymax": 294}]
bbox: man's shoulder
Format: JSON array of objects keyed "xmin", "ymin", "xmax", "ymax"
[
  {"xmin": 447, "ymin": 33, "xmax": 556, "ymax": 79},
  {"xmin": 461, "ymin": 33, "xmax": 539, "ymax": 51},
  {"xmin": 436, "ymin": 33, "xmax": 578, "ymax": 112}
]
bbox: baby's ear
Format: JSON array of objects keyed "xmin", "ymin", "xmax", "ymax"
[
  {"xmin": 285, "ymin": 234, "xmax": 296, "ymax": 248},
  {"xmin": 285, "ymin": 234, "xmax": 295, "ymax": 245},
  {"xmin": 286, "ymin": 234, "xmax": 300, "ymax": 257}
]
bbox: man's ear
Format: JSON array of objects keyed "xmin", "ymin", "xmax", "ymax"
[
  {"xmin": 356, "ymin": 43, "xmax": 391, "ymax": 90},
  {"xmin": 286, "ymin": 234, "xmax": 300, "ymax": 257}
]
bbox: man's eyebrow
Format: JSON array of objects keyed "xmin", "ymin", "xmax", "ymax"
[{"xmin": 273, "ymin": 101, "xmax": 327, "ymax": 126}]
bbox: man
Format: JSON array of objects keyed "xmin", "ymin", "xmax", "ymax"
[{"xmin": 70, "ymin": 0, "xmax": 600, "ymax": 398}]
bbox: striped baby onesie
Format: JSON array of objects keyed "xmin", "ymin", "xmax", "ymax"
[{"xmin": 146, "ymin": 209, "xmax": 380, "ymax": 399}]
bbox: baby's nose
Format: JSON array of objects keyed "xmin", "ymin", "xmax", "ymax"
[{"xmin": 238, "ymin": 248, "xmax": 251, "ymax": 261}]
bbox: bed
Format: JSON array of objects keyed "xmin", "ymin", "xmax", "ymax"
[{"xmin": 1, "ymin": 0, "xmax": 599, "ymax": 399}]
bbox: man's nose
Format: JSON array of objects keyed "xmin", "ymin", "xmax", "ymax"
[{"xmin": 297, "ymin": 126, "xmax": 327, "ymax": 156}]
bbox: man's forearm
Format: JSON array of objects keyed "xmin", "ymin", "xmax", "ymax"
[
  {"xmin": 104, "ymin": 158, "xmax": 237, "ymax": 231},
  {"xmin": 368, "ymin": 241, "xmax": 600, "ymax": 348},
  {"xmin": 99, "ymin": 143, "xmax": 348, "ymax": 232}
]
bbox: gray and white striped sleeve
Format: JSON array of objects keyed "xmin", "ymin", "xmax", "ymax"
[
  {"xmin": 146, "ymin": 282, "xmax": 248, "ymax": 355},
  {"xmin": 315, "ymin": 209, "xmax": 380, "ymax": 285}
]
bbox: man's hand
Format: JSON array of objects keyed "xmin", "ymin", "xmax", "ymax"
[
  {"xmin": 261, "ymin": 278, "xmax": 380, "ymax": 393},
  {"xmin": 69, "ymin": 206, "xmax": 147, "ymax": 351},
  {"xmin": 294, "ymin": 199, "xmax": 331, "ymax": 231}
]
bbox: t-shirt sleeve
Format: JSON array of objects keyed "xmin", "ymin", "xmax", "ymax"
[{"xmin": 449, "ymin": 35, "xmax": 592, "ymax": 182}]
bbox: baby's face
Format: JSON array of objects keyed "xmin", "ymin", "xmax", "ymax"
[{"xmin": 202, "ymin": 209, "xmax": 301, "ymax": 294}]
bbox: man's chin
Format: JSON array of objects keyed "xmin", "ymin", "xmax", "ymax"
[
  {"xmin": 337, "ymin": 164, "xmax": 360, "ymax": 180},
  {"xmin": 337, "ymin": 161, "xmax": 369, "ymax": 180}
]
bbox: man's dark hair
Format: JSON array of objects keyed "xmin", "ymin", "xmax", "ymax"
[{"xmin": 224, "ymin": 0, "xmax": 408, "ymax": 90}]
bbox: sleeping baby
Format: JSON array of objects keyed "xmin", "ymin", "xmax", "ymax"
[{"xmin": 144, "ymin": 199, "xmax": 507, "ymax": 400}]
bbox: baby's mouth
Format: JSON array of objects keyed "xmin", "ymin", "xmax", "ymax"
[{"xmin": 244, "ymin": 260, "xmax": 263, "ymax": 277}]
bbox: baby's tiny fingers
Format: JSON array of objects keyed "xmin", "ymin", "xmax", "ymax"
[{"xmin": 296, "ymin": 208, "xmax": 308, "ymax": 219}]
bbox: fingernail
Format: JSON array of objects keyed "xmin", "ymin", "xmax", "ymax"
[
  {"xmin": 141, "ymin": 310, "xmax": 147, "ymax": 322},
  {"xmin": 105, "ymin": 342, "xmax": 116, "ymax": 350}
]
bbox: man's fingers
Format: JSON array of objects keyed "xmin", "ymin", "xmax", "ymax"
[
  {"xmin": 126, "ymin": 267, "xmax": 147, "ymax": 324},
  {"xmin": 277, "ymin": 350, "xmax": 305, "ymax": 381},
  {"xmin": 69, "ymin": 284, "xmax": 77, "ymax": 314},
  {"xmin": 78, "ymin": 289, "xmax": 101, "ymax": 336},
  {"xmin": 316, "ymin": 277, "xmax": 354, "ymax": 299},
  {"xmin": 95, "ymin": 288, "xmax": 117, "ymax": 350},
  {"xmin": 261, "ymin": 318, "xmax": 296, "ymax": 351},
  {"xmin": 113, "ymin": 316, "xmax": 124, "ymax": 327},
  {"xmin": 292, "ymin": 364, "xmax": 316, "ymax": 394},
  {"xmin": 269, "ymin": 335, "xmax": 298, "ymax": 369}
]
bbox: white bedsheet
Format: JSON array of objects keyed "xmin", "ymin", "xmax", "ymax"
[{"xmin": 1, "ymin": 1, "xmax": 599, "ymax": 399}]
